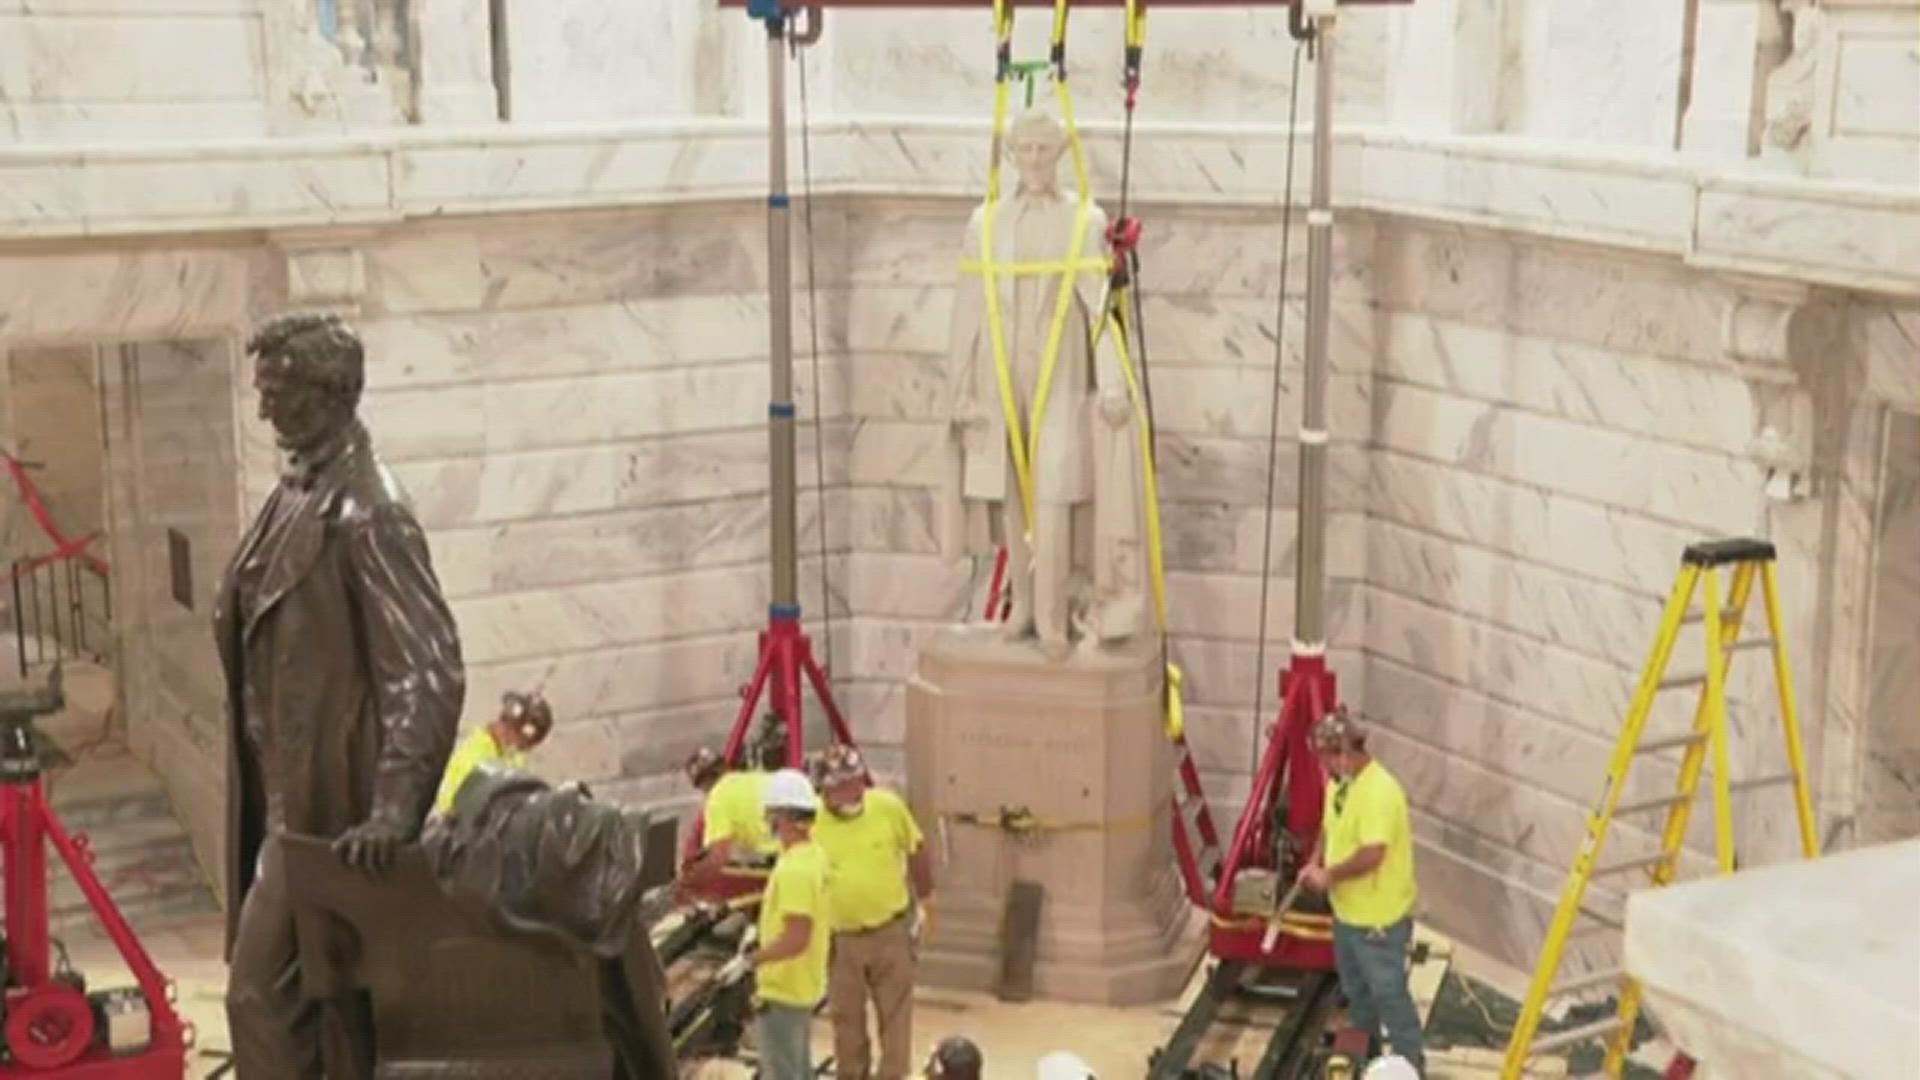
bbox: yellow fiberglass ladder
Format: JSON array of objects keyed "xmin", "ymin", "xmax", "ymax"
[{"xmin": 1500, "ymin": 537, "xmax": 1820, "ymax": 1079}]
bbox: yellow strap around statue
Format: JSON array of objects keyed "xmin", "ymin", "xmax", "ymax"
[
  {"xmin": 960, "ymin": 257, "xmax": 1108, "ymax": 277},
  {"xmin": 977, "ymin": 0, "xmax": 1091, "ymax": 533},
  {"xmin": 1095, "ymin": 292, "xmax": 1185, "ymax": 740},
  {"xmin": 945, "ymin": 807, "xmax": 1155, "ymax": 837}
]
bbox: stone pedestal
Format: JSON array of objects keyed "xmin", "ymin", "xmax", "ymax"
[
  {"xmin": 905, "ymin": 628, "xmax": 1202, "ymax": 1007},
  {"xmin": 1624, "ymin": 839, "xmax": 1920, "ymax": 1080}
]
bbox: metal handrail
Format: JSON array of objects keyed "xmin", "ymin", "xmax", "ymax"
[{"xmin": 11, "ymin": 554, "xmax": 111, "ymax": 679}]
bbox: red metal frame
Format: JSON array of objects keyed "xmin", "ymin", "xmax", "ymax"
[
  {"xmin": 679, "ymin": 612, "xmax": 859, "ymax": 903},
  {"xmin": 1, "ymin": 778, "xmax": 188, "ymax": 1077},
  {"xmin": 717, "ymin": 613, "xmax": 857, "ymax": 771},
  {"xmin": 2, "ymin": 456, "xmax": 107, "ymax": 580},
  {"xmin": 1201, "ymin": 654, "xmax": 1336, "ymax": 969}
]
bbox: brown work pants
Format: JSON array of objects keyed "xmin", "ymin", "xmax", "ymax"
[{"xmin": 829, "ymin": 916, "xmax": 915, "ymax": 1080}]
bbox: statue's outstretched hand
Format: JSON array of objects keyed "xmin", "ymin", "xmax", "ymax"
[{"xmin": 333, "ymin": 817, "xmax": 416, "ymax": 878}]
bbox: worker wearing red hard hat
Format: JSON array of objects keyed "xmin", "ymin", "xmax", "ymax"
[
  {"xmin": 433, "ymin": 690, "xmax": 554, "ymax": 815},
  {"xmin": 810, "ymin": 744, "xmax": 934, "ymax": 1080},
  {"xmin": 679, "ymin": 719, "xmax": 787, "ymax": 888},
  {"xmin": 1299, "ymin": 707, "xmax": 1425, "ymax": 1075}
]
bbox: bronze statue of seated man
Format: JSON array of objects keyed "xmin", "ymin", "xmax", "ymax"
[
  {"xmin": 216, "ymin": 313, "xmax": 674, "ymax": 1077},
  {"xmin": 274, "ymin": 762, "xmax": 677, "ymax": 1077}
]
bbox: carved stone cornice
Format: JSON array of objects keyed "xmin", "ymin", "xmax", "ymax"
[
  {"xmin": 266, "ymin": 227, "xmax": 380, "ymax": 315},
  {"xmin": 1719, "ymin": 274, "xmax": 1815, "ymax": 372}
]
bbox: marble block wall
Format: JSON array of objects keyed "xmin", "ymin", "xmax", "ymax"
[
  {"xmin": 836, "ymin": 197, "xmax": 1375, "ymax": 819},
  {"xmin": 1359, "ymin": 219, "xmax": 1920, "ymax": 971},
  {"xmin": 819, "ymin": 7, "xmax": 1391, "ymax": 125},
  {"xmin": 1502, "ymin": 0, "xmax": 1688, "ymax": 148},
  {"xmin": 301, "ymin": 204, "xmax": 856, "ymax": 825},
  {"xmin": 99, "ymin": 338, "xmax": 245, "ymax": 899},
  {"xmin": 1862, "ymin": 410, "xmax": 1920, "ymax": 844},
  {"xmin": 0, "ymin": 0, "xmax": 270, "ymax": 143}
]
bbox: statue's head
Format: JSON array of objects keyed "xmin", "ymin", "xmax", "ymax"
[
  {"xmin": 247, "ymin": 312, "xmax": 365, "ymax": 450},
  {"xmin": 1007, "ymin": 107, "xmax": 1068, "ymax": 193}
]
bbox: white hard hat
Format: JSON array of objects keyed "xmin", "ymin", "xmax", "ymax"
[
  {"xmin": 1036, "ymin": 1052, "xmax": 1095, "ymax": 1080},
  {"xmin": 761, "ymin": 768, "xmax": 818, "ymax": 813},
  {"xmin": 1363, "ymin": 1056, "xmax": 1419, "ymax": 1080}
]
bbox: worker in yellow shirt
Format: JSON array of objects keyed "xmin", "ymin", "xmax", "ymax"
[
  {"xmin": 432, "ymin": 690, "xmax": 553, "ymax": 815},
  {"xmin": 1299, "ymin": 707, "xmax": 1425, "ymax": 1076},
  {"xmin": 751, "ymin": 768, "xmax": 832, "ymax": 1079},
  {"xmin": 679, "ymin": 724, "xmax": 788, "ymax": 891},
  {"xmin": 809, "ymin": 744, "xmax": 932, "ymax": 1080}
]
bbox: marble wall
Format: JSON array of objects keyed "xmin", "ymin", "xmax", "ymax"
[
  {"xmin": 1359, "ymin": 222, "xmax": 1848, "ymax": 970},
  {"xmin": 6, "ymin": 1, "xmax": 1915, "ymax": 184},
  {"xmin": 0, "ymin": 0, "xmax": 1914, "ymax": 973},
  {"xmin": 99, "ymin": 338, "xmax": 244, "ymax": 901},
  {"xmin": 333, "ymin": 204, "xmax": 854, "ymax": 823},
  {"xmin": 818, "ymin": 6, "xmax": 1391, "ymax": 124},
  {"xmin": 2, "ymin": 197, "xmax": 1912, "ymax": 971},
  {"xmin": 1863, "ymin": 410, "xmax": 1920, "ymax": 844},
  {"xmin": 1502, "ymin": 0, "xmax": 1688, "ymax": 148},
  {"xmin": 0, "ymin": 0, "xmax": 269, "ymax": 143},
  {"xmin": 4, "ymin": 345, "xmax": 106, "ymax": 560}
]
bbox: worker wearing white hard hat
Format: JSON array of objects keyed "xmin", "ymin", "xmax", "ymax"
[
  {"xmin": 1035, "ymin": 1051, "xmax": 1095, "ymax": 1079},
  {"xmin": 752, "ymin": 768, "xmax": 832, "ymax": 1079},
  {"xmin": 1363, "ymin": 1056, "xmax": 1420, "ymax": 1080}
]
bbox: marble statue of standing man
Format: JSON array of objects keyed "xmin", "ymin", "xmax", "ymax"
[{"xmin": 942, "ymin": 107, "xmax": 1149, "ymax": 658}]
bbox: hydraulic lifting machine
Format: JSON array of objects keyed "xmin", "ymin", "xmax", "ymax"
[{"xmin": 0, "ymin": 671, "xmax": 190, "ymax": 1079}]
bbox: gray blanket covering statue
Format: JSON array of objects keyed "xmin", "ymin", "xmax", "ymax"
[
  {"xmin": 393, "ymin": 761, "xmax": 678, "ymax": 1077},
  {"xmin": 421, "ymin": 763, "xmax": 659, "ymax": 959}
]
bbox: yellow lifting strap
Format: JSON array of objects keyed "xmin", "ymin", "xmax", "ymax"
[
  {"xmin": 1094, "ymin": 295, "xmax": 1183, "ymax": 740},
  {"xmin": 1126, "ymin": 0, "xmax": 1146, "ymax": 52},
  {"xmin": 973, "ymin": 0, "xmax": 1093, "ymax": 535}
]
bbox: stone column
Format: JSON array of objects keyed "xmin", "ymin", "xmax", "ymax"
[
  {"xmin": 1385, "ymin": 0, "xmax": 1507, "ymax": 133},
  {"xmin": 1716, "ymin": 277, "xmax": 1870, "ymax": 859},
  {"xmin": 1678, "ymin": 0, "xmax": 1793, "ymax": 160},
  {"xmin": 413, "ymin": 0, "xmax": 498, "ymax": 124}
]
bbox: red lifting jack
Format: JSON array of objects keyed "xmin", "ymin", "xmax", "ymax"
[{"xmin": 0, "ymin": 669, "xmax": 189, "ymax": 1078}]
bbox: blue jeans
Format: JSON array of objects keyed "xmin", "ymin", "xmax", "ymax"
[
  {"xmin": 757, "ymin": 1003, "xmax": 813, "ymax": 1079},
  {"xmin": 1332, "ymin": 917, "xmax": 1426, "ymax": 1073}
]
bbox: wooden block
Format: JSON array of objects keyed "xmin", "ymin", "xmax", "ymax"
[
  {"xmin": 997, "ymin": 879, "xmax": 1045, "ymax": 1003},
  {"xmin": 640, "ymin": 816, "xmax": 680, "ymax": 893},
  {"xmin": 1409, "ymin": 953, "xmax": 1454, "ymax": 1027}
]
